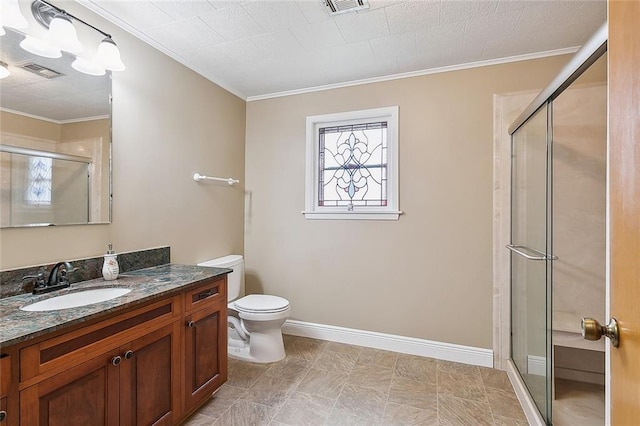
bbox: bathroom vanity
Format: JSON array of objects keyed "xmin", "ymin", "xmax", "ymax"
[{"xmin": 0, "ymin": 264, "xmax": 228, "ymax": 425}]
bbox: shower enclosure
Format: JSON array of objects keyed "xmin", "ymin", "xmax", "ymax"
[
  {"xmin": 0, "ymin": 145, "xmax": 92, "ymax": 227},
  {"xmin": 509, "ymin": 101, "xmax": 554, "ymax": 421},
  {"xmin": 507, "ymin": 24, "xmax": 607, "ymax": 425}
]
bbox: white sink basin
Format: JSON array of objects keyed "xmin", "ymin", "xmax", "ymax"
[{"xmin": 21, "ymin": 288, "xmax": 132, "ymax": 312}]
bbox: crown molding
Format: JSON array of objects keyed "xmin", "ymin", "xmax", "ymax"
[{"xmin": 247, "ymin": 47, "xmax": 580, "ymax": 102}]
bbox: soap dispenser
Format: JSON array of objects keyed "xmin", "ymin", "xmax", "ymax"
[{"xmin": 102, "ymin": 243, "xmax": 119, "ymax": 281}]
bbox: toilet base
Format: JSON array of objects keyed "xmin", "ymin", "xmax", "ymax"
[
  {"xmin": 228, "ymin": 334, "xmax": 286, "ymax": 363},
  {"xmin": 227, "ymin": 306, "xmax": 290, "ymax": 364}
]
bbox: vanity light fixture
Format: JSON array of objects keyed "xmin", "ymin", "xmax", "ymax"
[
  {"xmin": 71, "ymin": 56, "xmax": 105, "ymax": 76},
  {"xmin": 97, "ymin": 37, "xmax": 125, "ymax": 71},
  {"xmin": 20, "ymin": 0, "xmax": 125, "ymax": 74},
  {"xmin": 46, "ymin": 12, "xmax": 83, "ymax": 54},
  {"xmin": 19, "ymin": 35, "xmax": 62, "ymax": 58},
  {"xmin": 0, "ymin": 62, "xmax": 10, "ymax": 79},
  {"xmin": 1, "ymin": 0, "xmax": 29, "ymax": 29}
]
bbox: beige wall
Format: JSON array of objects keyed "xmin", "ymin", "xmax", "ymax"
[
  {"xmin": 61, "ymin": 118, "xmax": 110, "ymax": 143},
  {"xmin": 0, "ymin": 2, "xmax": 246, "ymax": 269},
  {"xmin": 0, "ymin": 112, "xmax": 109, "ymax": 141},
  {"xmin": 61, "ymin": 119, "xmax": 111, "ymax": 222},
  {"xmin": 0, "ymin": 111, "xmax": 61, "ymax": 141},
  {"xmin": 245, "ymin": 56, "xmax": 572, "ymax": 349}
]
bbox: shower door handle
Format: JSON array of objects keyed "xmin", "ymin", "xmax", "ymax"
[
  {"xmin": 506, "ymin": 245, "xmax": 558, "ymax": 261},
  {"xmin": 581, "ymin": 317, "xmax": 619, "ymax": 347}
]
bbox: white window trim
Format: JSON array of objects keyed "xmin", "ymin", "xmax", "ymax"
[{"xmin": 303, "ymin": 106, "xmax": 401, "ymax": 220}]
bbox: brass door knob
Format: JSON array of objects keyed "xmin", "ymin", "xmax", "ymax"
[{"xmin": 581, "ymin": 317, "xmax": 619, "ymax": 347}]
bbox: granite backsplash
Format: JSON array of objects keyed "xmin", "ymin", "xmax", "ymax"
[{"xmin": 0, "ymin": 246, "xmax": 170, "ymax": 298}]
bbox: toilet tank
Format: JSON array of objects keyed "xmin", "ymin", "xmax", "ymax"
[{"xmin": 197, "ymin": 255, "xmax": 244, "ymax": 301}]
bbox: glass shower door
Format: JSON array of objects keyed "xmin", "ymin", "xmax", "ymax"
[{"xmin": 510, "ymin": 103, "xmax": 553, "ymax": 423}]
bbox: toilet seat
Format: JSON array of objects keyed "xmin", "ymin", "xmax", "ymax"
[{"xmin": 232, "ymin": 294, "xmax": 289, "ymax": 314}]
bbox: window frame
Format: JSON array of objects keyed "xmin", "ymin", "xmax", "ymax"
[
  {"xmin": 304, "ymin": 106, "xmax": 401, "ymax": 220},
  {"xmin": 24, "ymin": 156, "xmax": 53, "ymax": 206}
]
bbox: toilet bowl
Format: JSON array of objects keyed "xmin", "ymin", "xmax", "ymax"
[{"xmin": 197, "ymin": 255, "xmax": 290, "ymax": 363}]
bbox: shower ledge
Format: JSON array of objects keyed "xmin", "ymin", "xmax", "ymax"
[{"xmin": 554, "ymin": 310, "xmax": 605, "ymax": 352}]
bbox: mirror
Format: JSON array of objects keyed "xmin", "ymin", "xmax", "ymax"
[{"xmin": 0, "ymin": 26, "xmax": 111, "ymax": 228}]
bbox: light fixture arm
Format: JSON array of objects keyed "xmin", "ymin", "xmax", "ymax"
[
  {"xmin": 31, "ymin": 0, "xmax": 112, "ymax": 39},
  {"xmin": 19, "ymin": 0, "xmax": 126, "ymax": 73}
]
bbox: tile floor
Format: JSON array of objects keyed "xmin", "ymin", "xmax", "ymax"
[
  {"xmin": 554, "ymin": 379, "xmax": 604, "ymax": 426},
  {"xmin": 183, "ymin": 335, "xmax": 527, "ymax": 426}
]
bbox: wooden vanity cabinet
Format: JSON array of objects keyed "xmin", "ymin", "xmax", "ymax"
[
  {"xmin": 19, "ymin": 347, "xmax": 121, "ymax": 425},
  {"xmin": 8, "ymin": 274, "xmax": 228, "ymax": 425},
  {"xmin": 183, "ymin": 279, "xmax": 228, "ymax": 416},
  {"xmin": 0, "ymin": 398, "xmax": 7, "ymax": 426},
  {"xmin": 19, "ymin": 297, "xmax": 181, "ymax": 426},
  {"xmin": 1, "ymin": 354, "xmax": 10, "ymax": 425},
  {"xmin": 119, "ymin": 322, "xmax": 181, "ymax": 425},
  {"xmin": 0, "ymin": 275, "xmax": 227, "ymax": 426},
  {"xmin": 20, "ymin": 322, "xmax": 181, "ymax": 426}
]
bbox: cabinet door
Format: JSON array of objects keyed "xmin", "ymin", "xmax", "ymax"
[
  {"xmin": 183, "ymin": 300, "xmax": 227, "ymax": 413},
  {"xmin": 119, "ymin": 322, "xmax": 181, "ymax": 426},
  {"xmin": 20, "ymin": 350, "xmax": 120, "ymax": 426},
  {"xmin": 0, "ymin": 355, "xmax": 9, "ymax": 426},
  {"xmin": 0, "ymin": 397, "xmax": 7, "ymax": 425}
]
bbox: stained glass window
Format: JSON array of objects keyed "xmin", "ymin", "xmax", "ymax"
[
  {"xmin": 25, "ymin": 156, "xmax": 52, "ymax": 205},
  {"xmin": 304, "ymin": 106, "xmax": 400, "ymax": 220},
  {"xmin": 318, "ymin": 122, "xmax": 387, "ymax": 209}
]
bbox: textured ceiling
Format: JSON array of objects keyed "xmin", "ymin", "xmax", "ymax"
[
  {"xmin": 0, "ymin": 27, "xmax": 110, "ymax": 122},
  {"xmin": 82, "ymin": 0, "xmax": 607, "ymax": 100},
  {"xmin": 0, "ymin": 0, "xmax": 607, "ymax": 121}
]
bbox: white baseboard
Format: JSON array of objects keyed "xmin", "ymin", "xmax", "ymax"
[
  {"xmin": 282, "ymin": 319, "xmax": 493, "ymax": 367},
  {"xmin": 527, "ymin": 355, "xmax": 547, "ymax": 376}
]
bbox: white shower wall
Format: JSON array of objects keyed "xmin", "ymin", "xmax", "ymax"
[{"xmin": 552, "ymin": 83, "xmax": 607, "ymax": 335}]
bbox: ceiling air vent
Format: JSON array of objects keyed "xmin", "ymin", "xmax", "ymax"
[
  {"xmin": 324, "ymin": 0, "xmax": 369, "ymax": 15},
  {"xmin": 18, "ymin": 62, "xmax": 64, "ymax": 79}
]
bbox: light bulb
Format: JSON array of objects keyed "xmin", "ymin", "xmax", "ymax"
[
  {"xmin": 47, "ymin": 13, "xmax": 83, "ymax": 53},
  {"xmin": 97, "ymin": 37, "xmax": 125, "ymax": 71},
  {"xmin": 1, "ymin": 0, "xmax": 28, "ymax": 29},
  {"xmin": 72, "ymin": 57, "xmax": 105, "ymax": 76},
  {"xmin": 19, "ymin": 35, "xmax": 62, "ymax": 58}
]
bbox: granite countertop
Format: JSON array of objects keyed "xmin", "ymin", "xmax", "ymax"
[{"xmin": 0, "ymin": 263, "xmax": 230, "ymax": 348}]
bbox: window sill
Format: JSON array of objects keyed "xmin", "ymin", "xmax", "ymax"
[{"xmin": 301, "ymin": 211, "xmax": 403, "ymax": 221}]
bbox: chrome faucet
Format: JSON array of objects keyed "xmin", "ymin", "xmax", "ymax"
[
  {"xmin": 47, "ymin": 262, "xmax": 74, "ymax": 287},
  {"xmin": 23, "ymin": 261, "xmax": 75, "ymax": 294}
]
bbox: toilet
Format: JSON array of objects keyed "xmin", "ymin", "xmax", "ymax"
[{"xmin": 197, "ymin": 255, "xmax": 290, "ymax": 363}]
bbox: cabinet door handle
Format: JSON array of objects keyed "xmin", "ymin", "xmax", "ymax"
[
  {"xmin": 187, "ymin": 320, "xmax": 195, "ymax": 328},
  {"xmin": 123, "ymin": 350, "xmax": 134, "ymax": 360},
  {"xmin": 111, "ymin": 356, "xmax": 122, "ymax": 366},
  {"xmin": 0, "ymin": 410, "xmax": 6, "ymax": 422},
  {"xmin": 197, "ymin": 290, "xmax": 213, "ymax": 300}
]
